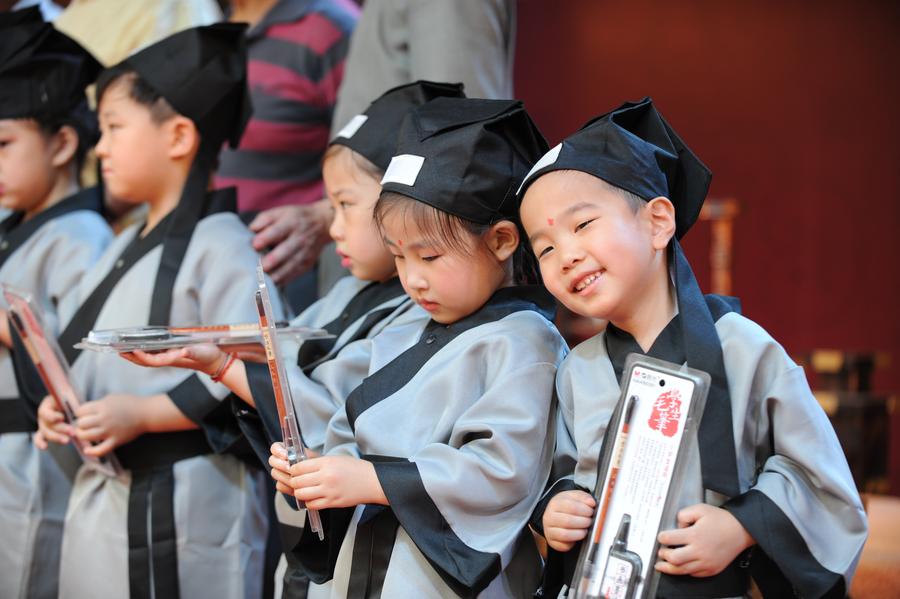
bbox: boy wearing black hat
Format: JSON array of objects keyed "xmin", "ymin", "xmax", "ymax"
[
  {"xmin": 34, "ymin": 24, "xmax": 286, "ymax": 599},
  {"xmin": 0, "ymin": 12, "xmax": 113, "ymax": 598},
  {"xmin": 518, "ymin": 98, "xmax": 866, "ymax": 598}
]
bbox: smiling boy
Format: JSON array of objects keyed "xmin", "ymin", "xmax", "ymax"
[{"xmin": 518, "ymin": 98, "xmax": 866, "ymax": 598}]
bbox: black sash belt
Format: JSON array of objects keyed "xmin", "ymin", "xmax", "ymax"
[
  {"xmin": 0, "ymin": 397, "xmax": 34, "ymax": 433},
  {"xmin": 116, "ymin": 430, "xmax": 212, "ymax": 471},
  {"xmin": 57, "ymin": 214, "xmax": 172, "ymax": 365},
  {"xmin": 296, "ymin": 277, "xmax": 405, "ymax": 373},
  {"xmin": 128, "ymin": 466, "xmax": 180, "ymax": 599},
  {"xmin": 346, "ymin": 506, "xmax": 400, "ymax": 599},
  {"xmin": 0, "ymin": 187, "xmax": 103, "ymax": 270},
  {"xmin": 122, "ymin": 430, "xmax": 213, "ymax": 599}
]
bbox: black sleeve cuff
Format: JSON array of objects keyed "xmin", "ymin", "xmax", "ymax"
[
  {"xmin": 9, "ymin": 323, "xmax": 45, "ymax": 422},
  {"xmin": 293, "ymin": 506, "xmax": 355, "ymax": 585},
  {"xmin": 723, "ymin": 489, "xmax": 845, "ymax": 599},
  {"xmin": 244, "ymin": 361, "xmax": 288, "ymax": 448},
  {"xmin": 529, "ymin": 477, "xmax": 582, "ymax": 535},
  {"xmin": 365, "ymin": 455, "xmax": 502, "ymax": 597},
  {"xmin": 168, "ymin": 374, "xmax": 243, "ymax": 455}
]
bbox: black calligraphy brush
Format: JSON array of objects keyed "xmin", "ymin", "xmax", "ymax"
[{"xmin": 578, "ymin": 394, "xmax": 638, "ymax": 598}]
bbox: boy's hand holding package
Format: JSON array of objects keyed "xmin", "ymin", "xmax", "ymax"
[
  {"xmin": 543, "ymin": 489, "xmax": 597, "ymax": 552},
  {"xmin": 273, "ymin": 441, "xmax": 388, "ymax": 510},
  {"xmin": 656, "ymin": 503, "xmax": 755, "ymax": 577},
  {"xmin": 71, "ymin": 393, "xmax": 149, "ymax": 456},
  {"xmin": 35, "ymin": 394, "xmax": 72, "ymax": 447},
  {"xmin": 122, "ymin": 344, "xmax": 225, "ymax": 373}
]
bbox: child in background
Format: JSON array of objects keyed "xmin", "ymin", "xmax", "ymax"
[
  {"xmin": 122, "ymin": 81, "xmax": 463, "ymax": 595},
  {"xmin": 0, "ymin": 12, "xmax": 112, "ymax": 598},
  {"xmin": 272, "ymin": 97, "xmax": 568, "ymax": 598},
  {"xmin": 35, "ymin": 24, "xmax": 286, "ymax": 599},
  {"xmin": 518, "ymin": 98, "xmax": 866, "ymax": 598}
]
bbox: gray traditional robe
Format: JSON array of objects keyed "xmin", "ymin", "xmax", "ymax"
[
  {"xmin": 235, "ymin": 274, "xmax": 426, "ymax": 597},
  {"xmin": 298, "ymin": 286, "xmax": 567, "ymax": 598},
  {"xmin": 54, "ymin": 206, "xmax": 286, "ymax": 599},
  {"xmin": 0, "ymin": 189, "xmax": 112, "ymax": 599},
  {"xmin": 540, "ymin": 304, "xmax": 867, "ymax": 598}
]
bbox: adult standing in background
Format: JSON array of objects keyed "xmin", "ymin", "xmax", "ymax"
[
  {"xmin": 53, "ymin": 0, "xmax": 223, "ymax": 66},
  {"xmin": 219, "ymin": 0, "xmax": 357, "ymax": 312},
  {"xmin": 331, "ymin": 0, "xmax": 515, "ymax": 133}
]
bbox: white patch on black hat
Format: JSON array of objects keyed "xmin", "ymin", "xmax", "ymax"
[
  {"xmin": 517, "ymin": 143, "xmax": 562, "ymax": 195},
  {"xmin": 381, "ymin": 154, "xmax": 425, "ymax": 187},
  {"xmin": 335, "ymin": 114, "xmax": 368, "ymax": 139}
]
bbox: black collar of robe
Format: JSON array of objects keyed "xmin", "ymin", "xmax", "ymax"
[
  {"xmin": 344, "ymin": 284, "xmax": 556, "ymax": 432},
  {"xmin": 0, "ymin": 186, "xmax": 103, "ymax": 270},
  {"xmin": 296, "ymin": 276, "xmax": 408, "ymax": 374},
  {"xmin": 605, "ymin": 241, "xmax": 742, "ymax": 497}
]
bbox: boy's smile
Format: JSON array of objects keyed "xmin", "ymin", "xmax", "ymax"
[{"xmin": 520, "ymin": 170, "xmax": 669, "ymax": 329}]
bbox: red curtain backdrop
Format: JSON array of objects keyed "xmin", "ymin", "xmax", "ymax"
[{"xmin": 515, "ymin": 0, "xmax": 900, "ymax": 395}]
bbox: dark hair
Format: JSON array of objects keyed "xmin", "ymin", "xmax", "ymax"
[
  {"xmin": 32, "ymin": 99, "xmax": 96, "ymax": 182},
  {"xmin": 95, "ymin": 64, "xmax": 177, "ymax": 124},
  {"xmin": 374, "ymin": 191, "xmax": 540, "ymax": 285},
  {"xmin": 323, "ymin": 144, "xmax": 385, "ymax": 183},
  {"xmin": 597, "ymin": 176, "xmax": 647, "ymax": 213}
]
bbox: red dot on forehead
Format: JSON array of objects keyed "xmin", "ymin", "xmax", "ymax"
[
  {"xmin": 397, "ymin": 239, "xmax": 403, "ymax": 246},
  {"xmin": 547, "ymin": 218, "xmax": 554, "ymax": 226}
]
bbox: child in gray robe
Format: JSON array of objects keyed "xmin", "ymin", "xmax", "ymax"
[
  {"xmin": 35, "ymin": 24, "xmax": 286, "ymax": 599},
  {"xmin": 0, "ymin": 13, "xmax": 112, "ymax": 599},
  {"xmin": 517, "ymin": 98, "xmax": 867, "ymax": 598},
  {"xmin": 271, "ymin": 97, "xmax": 568, "ymax": 598},
  {"xmin": 121, "ymin": 80, "xmax": 464, "ymax": 597}
]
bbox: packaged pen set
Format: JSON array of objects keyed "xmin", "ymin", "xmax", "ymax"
[
  {"xmin": 2, "ymin": 285, "xmax": 122, "ymax": 477},
  {"xmin": 75, "ymin": 322, "xmax": 330, "ymax": 353},
  {"xmin": 569, "ymin": 354, "xmax": 710, "ymax": 599}
]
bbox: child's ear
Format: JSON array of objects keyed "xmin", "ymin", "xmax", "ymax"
[
  {"xmin": 646, "ymin": 197, "xmax": 676, "ymax": 250},
  {"xmin": 167, "ymin": 116, "xmax": 200, "ymax": 160},
  {"xmin": 487, "ymin": 220, "xmax": 520, "ymax": 262},
  {"xmin": 49, "ymin": 125, "xmax": 79, "ymax": 169}
]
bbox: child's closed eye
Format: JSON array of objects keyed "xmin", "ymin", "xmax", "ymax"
[
  {"xmin": 537, "ymin": 245, "xmax": 554, "ymax": 259},
  {"xmin": 575, "ymin": 218, "xmax": 597, "ymax": 232},
  {"xmin": 421, "ymin": 255, "xmax": 441, "ymax": 262}
]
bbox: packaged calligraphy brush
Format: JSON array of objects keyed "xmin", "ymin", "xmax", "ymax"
[
  {"xmin": 570, "ymin": 354, "xmax": 709, "ymax": 599},
  {"xmin": 2, "ymin": 285, "xmax": 122, "ymax": 477},
  {"xmin": 255, "ymin": 263, "xmax": 324, "ymax": 541}
]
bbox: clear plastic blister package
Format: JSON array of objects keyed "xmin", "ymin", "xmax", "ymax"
[
  {"xmin": 2, "ymin": 285, "xmax": 122, "ymax": 478},
  {"xmin": 570, "ymin": 353, "xmax": 710, "ymax": 599},
  {"xmin": 75, "ymin": 322, "xmax": 332, "ymax": 353},
  {"xmin": 254, "ymin": 263, "xmax": 325, "ymax": 541}
]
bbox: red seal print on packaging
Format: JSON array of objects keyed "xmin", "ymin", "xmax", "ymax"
[{"xmin": 648, "ymin": 389, "xmax": 682, "ymax": 437}]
